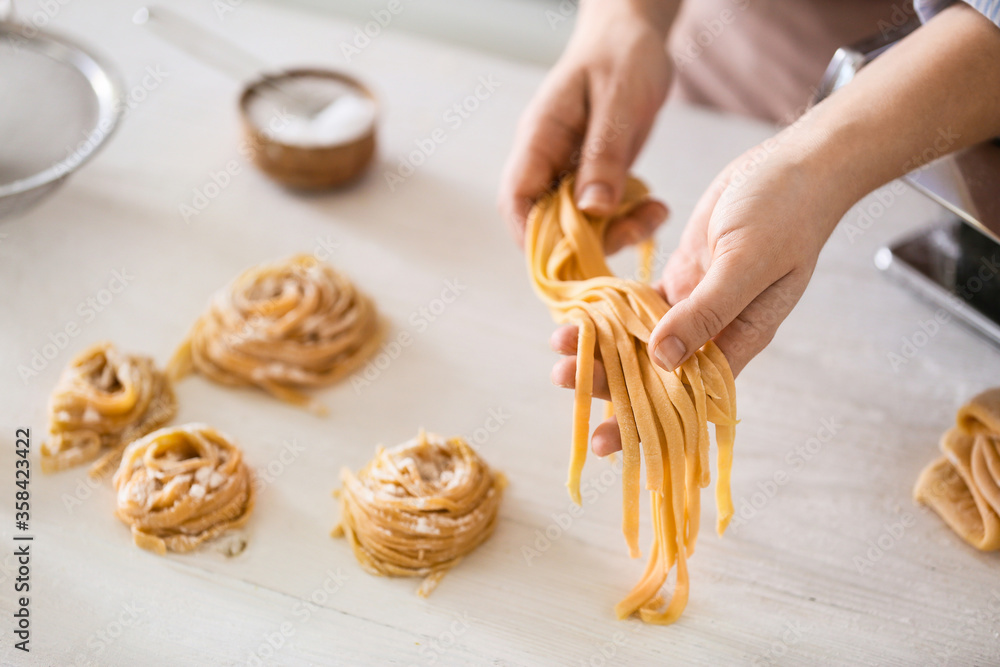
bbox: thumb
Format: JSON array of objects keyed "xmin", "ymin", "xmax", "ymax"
[
  {"xmin": 573, "ymin": 97, "xmax": 634, "ymax": 217},
  {"xmin": 648, "ymin": 254, "xmax": 770, "ymax": 372}
]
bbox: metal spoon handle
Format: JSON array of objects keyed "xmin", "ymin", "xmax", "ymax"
[{"xmin": 133, "ymin": 5, "xmax": 327, "ymax": 116}]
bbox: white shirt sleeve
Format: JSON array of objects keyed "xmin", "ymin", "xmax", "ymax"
[{"xmin": 915, "ymin": 0, "xmax": 1000, "ymax": 28}]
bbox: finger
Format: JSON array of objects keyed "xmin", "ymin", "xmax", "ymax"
[
  {"xmin": 603, "ymin": 199, "xmax": 669, "ymax": 255},
  {"xmin": 711, "ymin": 273, "xmax": 806, "ymax": 377},
  {"xmin": 648, "ymin": 249, "xmax": 784, "ymax": 372},
  {"xmin": 498, "ymin": 74, "xmax": 587, "ymax": 246},
  {"xmin": 592, "ymin": 416, "xmax": 623, "ymax": 456},
  {"xmin": 550, "ymin": 325, "xmax": 580, "ymax": 356},
  {"xmin": 660, "ymin": 175, "xmax": 727, "ymax": 305},
  {"xmin": 498, "ymin": 139, "xmax": 567, "ymax": 248},
  {"xmin": 660, "ymin": 249, "xmax": 703, "ymax": 306},
  {"xmin": 573, "ymin": 86, "xmax": 637, "ymax": 217},
  {"xmin": 549, "ymin": 325, "xmax": 602, "ymax": 361},
  {"xmin": 550, "ymin": 356, "xmax": 611, "ymax": 401}
]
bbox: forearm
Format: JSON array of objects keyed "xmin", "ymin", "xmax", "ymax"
[{"xmin": 782, "ymin": 3, "xmax": 1000, "ymax": 232}]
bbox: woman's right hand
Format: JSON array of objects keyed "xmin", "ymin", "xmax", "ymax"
[{"xmin": 497, "ymin": 1, "xmax": 677, "ymax": 252}]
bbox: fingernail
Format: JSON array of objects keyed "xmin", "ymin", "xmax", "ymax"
[
  {"xmin": 577, "ymin": 183, "xmax": 612, "ymax": 213},
  {"xmin": 654, "ymin": 336, "xmax": 686, "ymax": 371}
]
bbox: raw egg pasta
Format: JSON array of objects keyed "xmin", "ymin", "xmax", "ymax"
[
  {"xmin": 113, "ymin": 423, "xmax": 255, "ymax": 554},
  {"xmin": 170, "ymin": 254, "xmax": 381, "ymax": 413},
  {"xmin": 914, "ymin": 388, "xmax": 1000, "ymax": 550},
  {"xmin": 333, "ymin": 430, "xmax": 506, "ymax": 597},
  {"xmin": 42, "ymin": 342, "xmax": 176, "ymax": 477},
  {"xmin": 526, "ymin": 175, "xmax": 737, "ymax": 624}
]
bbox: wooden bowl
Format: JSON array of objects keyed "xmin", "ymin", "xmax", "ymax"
[{"xmin": 239, "ymin": 69, "xmax": 377, "ymax": 189}]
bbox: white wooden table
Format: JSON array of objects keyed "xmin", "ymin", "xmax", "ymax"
[{"xmin": 2, "ymin": 1, "xmax": 999, "ymax": 665}]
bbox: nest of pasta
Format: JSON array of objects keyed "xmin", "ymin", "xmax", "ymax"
[
  {"xmin": 42, "ymin": 342, "xmax": 176, "ymax": 477},
  {"xmin": 170, "ymin": 254, "xmax": 381, "ymax": 413},
  {"xmin": 334, "ymin": 430, "xmax": 506, "ymax": 596},
  {"xmin": 113, "ymin": 423, "xmax": 255, "ymax": 554}
]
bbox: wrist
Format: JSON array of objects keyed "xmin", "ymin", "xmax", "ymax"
[{"xmin": 769, "ymin": 104, "xmax": 882, "ymax": 236}]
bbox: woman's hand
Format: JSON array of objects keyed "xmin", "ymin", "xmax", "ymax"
[
  {"xmin": 497, "ymin": 1, "xmax": 678, "ymax": 252},
  {"xmin": 542, "ymin": 2, "xmax": 1000, "ymax": 458},
  {"xmin": 551, "ymin": 136, "xmax": 855, "ymax": 456}
]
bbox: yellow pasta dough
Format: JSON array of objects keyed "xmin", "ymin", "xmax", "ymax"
[
  {"xmin": 42, "ymin": 342, "xmax": 176, "ymax": 477},
  {"xmin": 113, "ymin": 423, "xmax": 255, "ymax": 554},
  {"xmin": 170, "ymin": 254, "xmax": 381, "ymax": 413},
  {"xmin": 333, "ymin": 430, "xmax": 506, "ymax": 597},
  {"xmin": 526, "ymin": 175, "xmax": 737, "ymax": 624},
  {"xmin": 914, "ymin": 388, "xmax": 1000, "ymax": 550}
]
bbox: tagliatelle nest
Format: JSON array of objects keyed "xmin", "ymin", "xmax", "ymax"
[
  {"xmin": 333, "ymin": 430, "xmax": 506, "ymax": 597},
  {"xmin": 914, "ymin": 387, "xmax": 1000, "ymax": 550},
  {"xmin": 169, "ymin": 254, "xmax": 381, "ymax": 414},
  {"xmin": 42, "ymin": 342, "xmax": 176, "ymax": 477},
  {"xmin": 113, "ymin": 423, "xmax": 255, "ymax": 555}
]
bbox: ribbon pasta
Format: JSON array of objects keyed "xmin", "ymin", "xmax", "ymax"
[
  {"xmin": 914, "ymin": 388, "xmax": 1000, "ymax": 550},
  {"xmin": 170, "ymin": 254, "xmax": 381, "ymax": 413},
  {"xmin": 42, "ymin": 342, "xmax": 176, "ymax": 477},
  {"xmin": 526, "ymin": 175, "xmax": 737, "ymax": 624},
  {"xmin": 333, "ymin": 430, "xmax": 506, "ymax": 597},
  {"xmin": 113, "ymin": 423, "xmax": 255, "ymax": 554}
]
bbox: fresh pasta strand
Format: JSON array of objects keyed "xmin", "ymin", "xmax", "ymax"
[
  {"xmin": 113, "ymin": 423, "xmax": 255, "ymax": 554},
  {"xmin": 42, "ymin": 342, "xmax": 176, "ymax": 478},
  {"xmin": 526, "ymin": 175, "xmax": 738, "ymax": 624},
  {"xmin": 333, "ymin": 430, "xmax": 506, "ymax": 597},
  {"xmin": 914, "ymin": 387, "xmax": 1000, "ymax": 550},
  {"xmin": 169, "ymin": 254, "xmax": 382, "ymax": 414}
]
